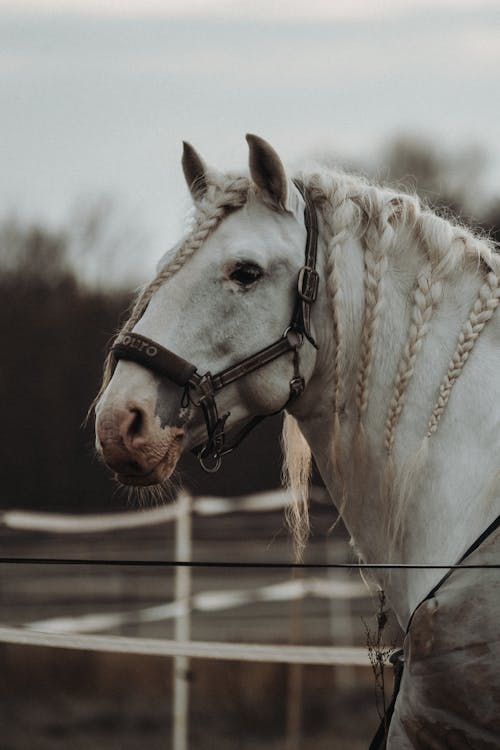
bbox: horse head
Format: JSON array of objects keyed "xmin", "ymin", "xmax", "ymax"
[{"xmin": 94, "ymin": 135, "xmax": 319, "ymax": 486}]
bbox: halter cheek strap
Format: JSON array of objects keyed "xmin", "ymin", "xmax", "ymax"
[{"xmin": 111, "ymin": 180, "xmax": 319, "ymax": 473}]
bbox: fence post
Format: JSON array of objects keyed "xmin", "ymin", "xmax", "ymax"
[
  {"xmin": 286, "ymin": 569, "xmax": 304, "ymax": 750},
  {"xmin": 327, "ymin": 539, "xmax": 357, "ymax": 690},
  {"xmin": 172, "ymin": 491, "xmax": 192, "ymax": 750}
]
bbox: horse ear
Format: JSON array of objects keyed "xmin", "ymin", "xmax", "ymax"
[
  {"xmin": 246, "ymin": 134, "xmax": 302, "ymax": 216},
  {"xmin": 182, "ymin": 141, "xmax": 208, "ymax": 201}
]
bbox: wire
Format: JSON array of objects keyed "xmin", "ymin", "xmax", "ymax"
[{"xmin": 0, "ymin": 557, "xmax": 498, "ymax": 570}]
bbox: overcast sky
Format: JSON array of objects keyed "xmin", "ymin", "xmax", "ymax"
[{"xmin": 1, "ymin": 0, "xmax": 499, "ymax": 279}]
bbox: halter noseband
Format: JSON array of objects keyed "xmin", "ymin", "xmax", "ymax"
[{"xmin": 111, "ymin": 179, "xmax": 319, "ymax": 473}]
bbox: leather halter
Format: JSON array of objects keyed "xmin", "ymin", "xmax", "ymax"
[{"xmin": 111, "ymin": 179, "xmax": 319, "ymax": 472}]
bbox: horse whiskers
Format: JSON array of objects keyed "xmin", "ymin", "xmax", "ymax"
[{"xmin": 111, "ymin": 476, "xmax": 178, "ymax": 509}]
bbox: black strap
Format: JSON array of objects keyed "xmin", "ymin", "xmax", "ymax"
[
  {"xmin": 211, "ymin": 329, "xmax": 303, "ymax": 391},
  {"xmin": 368, "ymin": 649, "xmax": 405, "ymax": 750},
  {"xmin": 112, "ymin": 333, "xmax": 196, "ymax": 387},
  {"xmin": 292, "ymin": 179, "xmax": 319, "ymax": 347}
]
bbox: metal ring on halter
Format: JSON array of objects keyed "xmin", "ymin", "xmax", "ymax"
[
  {"xmin": 197, "ymin": 451, "xmax": 222, "ymax": 473},
  {"xmin": 283, "ymin": 326, "xmax": 304, "ymax": 350}
]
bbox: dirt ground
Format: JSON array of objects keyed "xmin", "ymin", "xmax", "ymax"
[
  {"xmin": 0, "ymin": 647, "xmax": 382, "ymax": 749},
  {"xmin": 0, "ymin": 688, "xmax": 378, "ymax": 750}
]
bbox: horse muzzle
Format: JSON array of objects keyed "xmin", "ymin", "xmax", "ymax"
[{"xmin": 95, "ymin": 403, "xmax": 185, "ymax": 485}]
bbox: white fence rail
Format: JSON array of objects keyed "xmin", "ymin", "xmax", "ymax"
[
  {"xmin": 0, "ymin": 488, "xmax": 313, "ymax": 533},
  {"xmin": 0, "ymin": 626, "xmax": 370, "ymax": 666},
  {"xmin": 26, "ymin": 577, "xmax": 368, "ymax": 634}
]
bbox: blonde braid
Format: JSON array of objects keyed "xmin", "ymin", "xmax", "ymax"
[
  {"xmin": 355, "ymin": 216, "xmax": 388, "ymax": 441},
  {"xmin": 384, "ymin": 264, "xmax": 442, "ymax": 457},
  {"xmin": 324, "ymin": 227, "xmax": 349, "ymax": 475},
  {"xmin": 427, "ymin": 270, "xmax": 500, "ymax": 436},
  {"xmin": 123, "ymin": 178, "xmax": 248, "ymax": 332}
]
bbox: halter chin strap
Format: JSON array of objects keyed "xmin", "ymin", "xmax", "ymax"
[{"xmin": 111, "ymin": 179, "xmax": 320, "ymax": 473}]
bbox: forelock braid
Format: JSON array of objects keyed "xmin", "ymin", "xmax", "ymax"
[
  {"xmin": 92, "ymin": 176, "xmax": 249, "ymax": 410},
  {"xmin": 123, "ymin": 176, "xmax": 249, "ymax": 333},
  {"xmin": 427, "ymin": 270, "xmax": 500, "ymax": 437}
]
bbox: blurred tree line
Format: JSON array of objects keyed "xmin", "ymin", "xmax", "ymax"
[
  {"xmin": 1, "ymin": 138, "xmax": 499, "ymax": 512},
  {"xmin": 375, "ymin": 135, "xmax": 500, "ymax": 241},
  {"xmin": 0, "ymin": 219, "xmax": 131, "ymax": 511}
]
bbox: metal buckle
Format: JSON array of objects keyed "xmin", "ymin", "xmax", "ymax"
[
  {"xmin": 187, "ymin": 373, "xmax": 214, "ymax": 407},
  {"xmin": 297, "ymin": 266, "xmax": 319, "ymax": 304},
  {"xmin": 289, "ymin": 375, "xmax": 305, "ymax": 399}
]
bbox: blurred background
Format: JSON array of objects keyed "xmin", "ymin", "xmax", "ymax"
[{"xmin": 1, "ymin": 1, "xmax": 499, "ymax": 748}]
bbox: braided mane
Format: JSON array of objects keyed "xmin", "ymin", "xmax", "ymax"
[{"xmin": 292, "ymin": 168, "xmax": 500, "ymax": 548}]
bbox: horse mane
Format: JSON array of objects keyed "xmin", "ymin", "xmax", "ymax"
[
  {"xmin": 299, "ymin": 167, "xmax": 500, "ymax": 549},
  {"xmin": 93, "ymin": 164, "xmax": 500, "ymax": 556}
]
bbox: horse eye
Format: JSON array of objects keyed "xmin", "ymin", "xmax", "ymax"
[{"xmin": 228, "ymin": 262, "xmax": 264, "ymax": 287}]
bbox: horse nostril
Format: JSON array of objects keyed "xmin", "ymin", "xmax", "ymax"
[
  {"xmin": 96, "ymin": 404, "xmax": 159, "ymax": 474},
  {"xmin": 127, "ymin": 408, "xmax": 144, "ymax": 439}
]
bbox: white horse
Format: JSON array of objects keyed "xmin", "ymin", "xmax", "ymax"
[{"xmin": 94, "ymin": 135, "xmax": 500, "ymax": 748}]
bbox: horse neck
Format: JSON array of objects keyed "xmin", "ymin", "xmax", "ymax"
[{"xmin": 292, "ymin": 199, "xmax": 500, "ymax": 627}]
